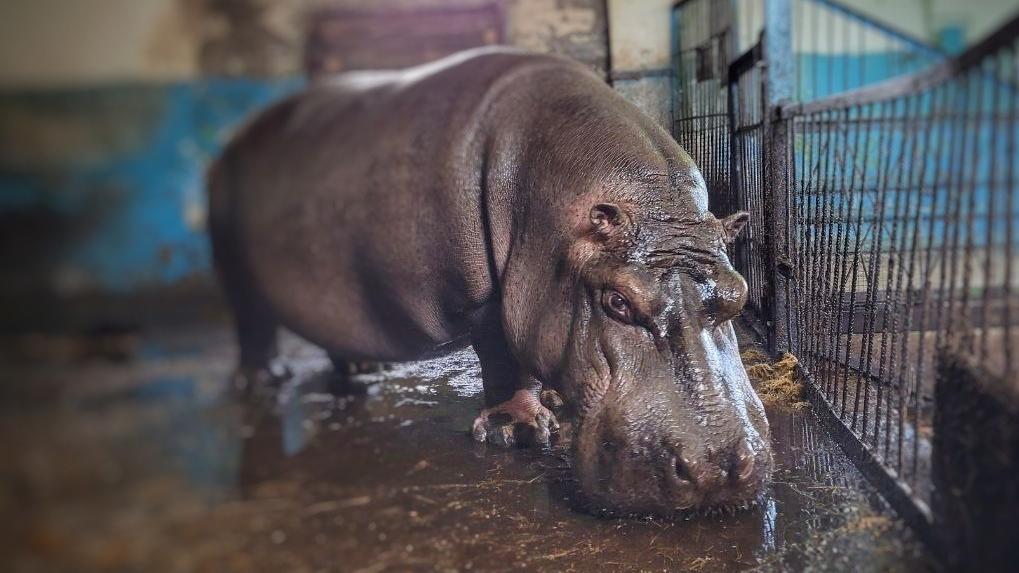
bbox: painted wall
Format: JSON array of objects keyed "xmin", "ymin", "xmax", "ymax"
[
  {"xmin": 0, "ymin": 79, "xmax": 302, "ymax": 295},
  {"xmin": 0, "ymin": 0, "xmax": 607, "ymax": 299},
  {"xmin": 6, "ymin": 0, "xmax": 1010, "ymax": 298},
  {"xmin": 0, "ymin": 0, "xmax": 307, "ymax": 298},
  {"xmin": 608, "ymin": 0, "xmax": 1018, "ymax": 131}
]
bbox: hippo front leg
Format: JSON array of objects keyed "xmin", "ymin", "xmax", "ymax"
[{"xmin": 469, "ymin": 306, "xmax": 559, "ymax": 448}]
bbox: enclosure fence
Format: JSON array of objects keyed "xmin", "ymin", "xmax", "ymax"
[{"xmin": 672, "ymin": 0, "xmax": 1019, "ymax": 550}]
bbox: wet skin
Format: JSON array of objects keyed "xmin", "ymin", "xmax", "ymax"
[{"xmin": 208, "ymin": 47, "xmax": 772, "ymax": 516}]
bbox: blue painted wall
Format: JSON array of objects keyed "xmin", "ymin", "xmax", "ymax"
[
  {"xmin": 791, "ymin": 78, "xmax": 1019, "ymax": 251},
  {"xmin": 795, "ymin": 51, "xmax": 941, "ymax": 101},
  {"xmin": 0, "ymin": 78, "xmax": 302, "ymax": 296}
]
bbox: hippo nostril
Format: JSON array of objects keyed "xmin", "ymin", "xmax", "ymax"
[
  {"xmin": 731, "ymin": 441, "xmax": 757, "ymax": 483},
  {"xmin": 673, "ymin": 457, "xmax": 694, "ymax": 485}
]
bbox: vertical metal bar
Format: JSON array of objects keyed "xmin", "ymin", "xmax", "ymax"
[
  {"xmin": 794, "ymin": 116, "xmax": 810, "ymax": 355},
  {"xmin": 1006, "ymin": 45, "xmax": 1016, "ymax": 375},
  {"xmin": 764, "ymin": 0, "xmax": 793, "ymax": 352},
  {"xmin": 912, "ymin": 81, "xmax": 953, "ymax": 481},
  {"xmin": 875, "ymin": 96, "xmax": 910, "ymax": 463},
  {"xmin": 843, "ymin": 8, "xmax": 850, "ymax": 92},
  {"xmin": 981, "ymin": 56, "xmax": 999, "ymax": 361},
  {"xmin": 812, "ymin": 0, "xmax": 818, "ymax": 100},
  {"xmin": 939, "ymin": 69, "xmax": 973, "ymax": 352},
  {"xmin": 794, "ymin": 0, "xmax": 802, "ymax": 101},
  {"xmin": 960, "ymin": 66, "xmax": 984, "ymax": 356},
  {"xmin": 814, "ymin": 110, "xmax": 837, "ymax": 399},
  {"xmin": 859, "ymin": 14, "xmax": 866, "ymax": 86},
  {"xmin": 830, "ymin": 111, "xmax": 855, "ymax": 404},
  {"xmin": 830, "ymin": 106, "xmax": 856, "ymax": 416},
  {"xmin": 766, "ymin": 0, "xmax": 794, "ymax": 103},
  {"xmin": 895, "ymin": 91, "xmax": 923, "ymax": 477},
  {"xmin": 827, "ymin": 3, "xmax": 834, "ymax": 97},
  {"xmin": 811, "ymin": 110, "xmax": 834, "ymax": 396},
  {"xmin": 803, "ymin": 111, "xmax": 823, "ymax": 378},
  {"xmin": 784, "ymin": 117, "xmax": 796, "ymax": 347},
  {"xmin": 845, "ymin": 102, "xmax": 876, "ymax": 430},
  {"xmin": 859, "ymin": 99, "xmax": 895, "ymax": 443},
  {"xmin": 896, "ymin": 87, "xmax": 936, "ymax": 484}
]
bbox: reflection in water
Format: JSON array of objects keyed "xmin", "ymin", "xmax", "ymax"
[{"xmin": 761, "ymin": 496, "xmax": 778, "ymax": 554}]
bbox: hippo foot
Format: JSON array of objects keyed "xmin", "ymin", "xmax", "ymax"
[
  {"xmin": 231, "ymin": 362, "xmax": 292, "ymax": 392},
  {"xmin": 472, "ymin": 389, "xmax": 560, "ymax": 448},
  {"xmin": 340, "ymin": 360, "xmax": 392, "ymax": 376},
  {"xmin": 540, "ymin": 389, "xmax": 565, "ymax": 412}
]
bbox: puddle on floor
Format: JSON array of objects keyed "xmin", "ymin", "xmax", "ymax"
[{"xmin": 0, "ymin": 321, "xmax": 931, "ymax": 572}]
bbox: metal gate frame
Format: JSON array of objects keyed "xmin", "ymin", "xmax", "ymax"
[{"xmin": 674, "ymin": 0, "xmax": 1019, "ymax": 555}]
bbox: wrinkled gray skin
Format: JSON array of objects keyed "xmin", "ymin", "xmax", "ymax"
[{"xmin": 208, "ymin": 47, "xmax": 771, "ymax": 515}]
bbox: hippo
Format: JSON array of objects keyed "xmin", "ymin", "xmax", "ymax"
[{"xmin": 207, "ymin": 47, "xmax": 771, "ymax": 515}]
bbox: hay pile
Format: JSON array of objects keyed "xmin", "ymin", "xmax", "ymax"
[{"xmin": 740, "ymin": 349, "xmax": 810, "ymax": 410}]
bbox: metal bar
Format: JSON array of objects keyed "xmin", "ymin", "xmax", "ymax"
[
  {"xmin": 783, "ymin": 13, "xmax": 1019, "ymax": 116},
  {"xmin": 829, "ymin": 107, "xmax": 854, "ymax": 411},
  {"xmin": 610, "ymin": 68, "xmax": 673, "ymax": 82},
  {"xmin": 763, "ymin": 0, "xmax": 793, "ymax": 353},
  {"xmin": 1006, "ymin": 45, "xmax": 1017, "ymax": 375},
  {"xmin": 809, "ymin": 0, "xmax": 944, "ymax": 57},
  {"xmin": 765, "ymin": 0, "xmax": 794, "ymax": 103},
  {"xmin": 672, "ymin": 2, "xmax": 1018, "ymax": 555},
  {"xmin": 801, "ymin": 368, "xmax": 937, "ymax": 547}
]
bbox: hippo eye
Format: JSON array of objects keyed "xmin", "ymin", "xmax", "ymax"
[{"xmin": 603, "ymin": 290, "xmax": 632, "ymax": 322}]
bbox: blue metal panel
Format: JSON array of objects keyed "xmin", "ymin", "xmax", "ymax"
[{"xmin": 0, "ymin": 77, "xmax": 303, "ymax": 294}]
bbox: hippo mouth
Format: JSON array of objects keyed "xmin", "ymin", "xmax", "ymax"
[{"xmin": 562, "ymin": 391, "xmax": 774, "ymax": 517}]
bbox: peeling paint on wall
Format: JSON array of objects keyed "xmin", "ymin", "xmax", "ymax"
[
  {"xmin": 0, "ymin": 79, "xmax": 302, "ymax": 296},
  {"xmin": 507, "ymin": 0, "xmax": 608, "ymax": 75},
  {"xmin": 197, "ymin": 0, "xmax": 306, "ymax": 76},
  {"xmin": 0, "ymin": 0, "xmax": 611, "ymax": 297},
  {"xmin": 612, "ymin": 75, "xmax": 671, "ymax": 131},
  {"xmin": 607, "ymin": 0, "xmax": 673, "ymax": 72}
]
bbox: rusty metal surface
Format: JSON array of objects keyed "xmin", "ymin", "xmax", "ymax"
[{"xmin": 305, "ymin": 3, "xmax": 506, "ymax": 76}]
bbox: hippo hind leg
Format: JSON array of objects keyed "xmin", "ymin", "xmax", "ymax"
[
  {"xmin": 209, "ymin": 173, "xmax": 288, "ymax": 391},
  {"xmin": 223, "ymin": 281, "xmax": 289, "ymax": 390},
  {"xmin": 216, "ymin": 260, "xmax": 289, "ymax": 390},
  {"xmin": 469, "ymin": 304, "xmax": 559, "ymax": 448}
]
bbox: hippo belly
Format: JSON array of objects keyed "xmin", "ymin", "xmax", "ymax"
[{"xmin": 209, "ymin": 55, "xmax": 507, "ymax": 361}]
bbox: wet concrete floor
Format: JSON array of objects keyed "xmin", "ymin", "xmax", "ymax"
[{"xmin": 0, "ymin": 316, "xmax": 932, "ymax": 572}]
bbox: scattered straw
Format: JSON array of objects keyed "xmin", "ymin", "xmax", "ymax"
[
  {"xmin": 842, "ymin": 514, "xmax": 892, "ymax": 533},
  {"xmin": 739, "ymin": 348, "xmax": 770, "ymax": 365},
  {"xmin": 742, "ymin": 350, "xmax": 810, "ymax": 410},
  {"xmin": 686, "ymin": 557, "xmax": 716, "ymax": 571}
]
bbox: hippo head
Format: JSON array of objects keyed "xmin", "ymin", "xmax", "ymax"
[
  {"xmin": 566, "ymin": 197, "xmax": 770, "ymax": 515},
  {"xmin": 498, "ymin": 134, "xmax": 772, "ymax": 516}
]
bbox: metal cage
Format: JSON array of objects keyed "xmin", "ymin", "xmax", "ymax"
[{"xmin": 672, "ymin": 0, "xmax": 1019, "ymax": 551}]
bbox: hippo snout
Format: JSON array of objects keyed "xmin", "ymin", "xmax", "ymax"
[
  {"xmin": 574, "ymin": 375, "xmax": 772, "ymax": 516},
  {"xmin": 663, "ymin": 436, "xmax": 771, "ymax": 510}
]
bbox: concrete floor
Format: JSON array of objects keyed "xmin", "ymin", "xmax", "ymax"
[{"xmin": 0, "ymin": 312, "xmax": 932, "ymax": 572}]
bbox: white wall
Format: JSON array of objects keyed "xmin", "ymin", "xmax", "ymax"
[
  {"xmin": 0, "ymin": 0, "xmax": 608, "ymax": 89},
  {"xmin": 0, "ymin": 0, "xmax": 202, "ymax": 88},
  {"xmin": 607, "ymin": 0, "xmax": 674, "ymax": 70}
]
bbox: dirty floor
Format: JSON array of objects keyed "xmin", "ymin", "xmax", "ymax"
[{"xmin": 0, "ymin": 312, "xmax": 932, "ymax": 572}]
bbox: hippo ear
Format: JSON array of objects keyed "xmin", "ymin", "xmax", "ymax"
[
  {"xmin": 589, "ymin": 203, "xmax": 628, "ymax": 237},
  {"xmin": 721, "ymin": 211, "xmax": 749, "ymax": 243}
]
